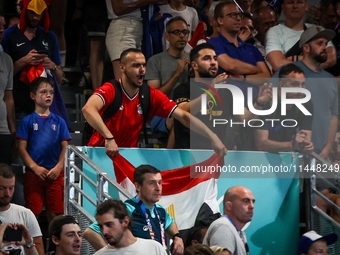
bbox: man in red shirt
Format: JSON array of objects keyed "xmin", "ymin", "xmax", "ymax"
[{"xmin": 82, "ymin": 48, "xmax": 227, "ymax": 158}]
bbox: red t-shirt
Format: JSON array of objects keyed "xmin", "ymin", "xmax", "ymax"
[{"xmin": 88, "ymin": 81, "xmax": 177, "ymax": 147}]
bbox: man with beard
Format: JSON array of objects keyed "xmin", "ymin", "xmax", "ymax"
[
  {"xmin": 203, "ymin": 186, "xmax": 255, "ymax": 255},
  {"xmin": 271, "ymin": 26, "xmax": 337, "ymax": 212},
  {"xmin": 1, "ymin": 0, "xmax": 63, "ymax": 124},
  {"xmin": 0, "ymin": 163, "xmax": 44, "ymax": 255},
  {"xmin": 173, "ymin": 43, "xmax": 272, "ymax": 149},
  {"xmin": 83, "ymin": 48, "xmax": 227, "ymax": 158},
  {"xmin": 94, "ymin": 199, "xmax": 167, "ymax": 255}
]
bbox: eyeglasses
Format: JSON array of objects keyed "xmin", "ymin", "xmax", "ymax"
[
  {"xmin": 168, "ymin": 29, "xmax": 190, "ymax": 36},
  {"xmin": 224, "ymin": 12, "xmax": 244, "ymax": 19}
]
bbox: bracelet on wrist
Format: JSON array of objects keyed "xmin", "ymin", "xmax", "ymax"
[
  {"xmin": 173, "ymin": 233, "xmax": 182, "ymax": 240},
  {"xmin": 105, "ymin": 137, "xmax": 115, "ymax": 141},
  {"xmin": 24, "ymin": 237, "xmax": 34, "ymax": 248}
]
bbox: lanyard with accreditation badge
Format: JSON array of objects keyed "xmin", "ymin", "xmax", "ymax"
[
  {"xmin": 224, "ymin": 214, "xmax": 250, "ymax": 255},
  {"xmin": 136, "ymin": 196, "xmax": 166, "ymax": 249}
]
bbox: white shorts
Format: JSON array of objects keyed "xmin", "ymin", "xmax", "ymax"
[{"xmin": 105, "ymin": 17, "xmax": 143, "ymax": 61}]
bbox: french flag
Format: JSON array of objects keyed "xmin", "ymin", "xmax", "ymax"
[{"xmin": 112, "ymin": 153, "xmax": 223, "ymax": 230}]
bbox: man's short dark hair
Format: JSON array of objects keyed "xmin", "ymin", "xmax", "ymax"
[
  {"xmin": 278, "ymin": 64, "xmax": 305, "ymax": 79},
  {"xmin": 30, "ymin": 77, "xmax": 54, "ymax": 94},
  {"xmin": 252, "ymin": 6, "xmax": 275, "ymax": 25},
  {"xmin": 184, "ymin": 244, "xmax": 214, "ymax": 255},
  {"xmin": 166, "ymin": 16, "xmax": 188, "ymax": 32},
  {"xmin": 0, "ymin": 163, "xmax": 15, "ymax": 179},
  {"xmin": 96, "ymin": 199, "xmax": 131, "ymax": 228},
  {"xmin": 190, "ymin": 43, "xmax": 215, "ymax": 63},
  {"xmin": 134, "ymin": 165, "xmax": 161, "ymax": 185},
  {"xmin": 120, "ymin": 48, "xmax": 143, "ymax": 63},
  {"xmin": 49, "ymin": 215, "xmax": 79, "ymax": 240},
  {"xmin": 214, "ymin": 0, "xmax": 236, "ymax": 21}
]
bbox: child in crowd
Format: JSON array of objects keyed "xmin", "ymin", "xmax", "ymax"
[{"xmin": 16, "ymin": 77, "xmax": 71, "ymax": 223}]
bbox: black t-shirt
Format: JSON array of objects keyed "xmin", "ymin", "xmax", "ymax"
[
  {"xmin": 257, "ymin": 100, "xmax": 314, "ymax": 142},
  {"xmin": 173, "ymin": 80, "xmax": 233, "ymax": 149}
]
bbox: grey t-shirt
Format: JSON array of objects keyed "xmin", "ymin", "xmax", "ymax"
[
  {"xmin": 0, "ymin": 51, "xmax": 13, "ymax": 135},
  {"xmin": 145, "ymin": 51, "xmax": 189, "ymax": 99},
  {"xmin": 203, "ymin": 216, "xmax": 248, "ymax": 255}
]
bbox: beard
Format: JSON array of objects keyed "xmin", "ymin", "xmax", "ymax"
[
  {"xmin": 106, "ymin": 231, "xmax": 124, "ymax": 246},
  {"xmin": 198, "ymin": 68, "xmax": 216, "ymax": 78},
  {"xmin": 311, "ymin": 49, "xmax": 327, "ymax": 63}
]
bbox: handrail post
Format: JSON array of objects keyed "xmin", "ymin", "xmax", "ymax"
[
  {"xmin": 97, "ymin": 174, "xmax": 104, "ymax": 206},
  {"xmin": 64, "ymin": 145, "xmax": 71, "ymax": 214}
]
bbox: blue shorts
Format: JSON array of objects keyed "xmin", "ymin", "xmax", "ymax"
[{"xmin": 150, "ymin": 116, "xmax": 169, "ymax": 134}]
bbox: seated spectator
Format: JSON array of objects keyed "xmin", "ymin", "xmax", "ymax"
[
  {"xmin": 252, "ymin": 6, "xmax": 278, "ymax": 73},
  {"xmin": 208, "ymin": 1, "xmax": 271, "ymax": 90},
  {"xmin": 0, "ymin": 163, "xmax": 44, "ymax": 255},
  {"xmin": 265, "ymin": 0, "xmax": 336, "ymax": 72},
  {"xmin": 184, "ymin": 227, "xmax": 208, "ymax": 248},
  {"xmin": 48, "ymin": 215, "xmax": 82, "ymax": 255},
  {"xmin": 94, "ymin": 199, "xmax": 167, "ymax": 255},
  {"xmin": 203, "ymin": 186, "xmax": 255, "ymax": 255},
  {"xmin": 0, "ymin": 222, "xmax": 39, "ymax": 255},
  {"xmin": 297, "ymin": 231, "xmax": 338, "ymax": 255},
  {"xmin": 145, "ymin": 16, "xmax": 190, "ymax": 147},
  {"xmin": 173, "ymin": 43, "xmax": 272, "ymax": 149},
  {"xmin": 184, "ymin": 244, "xmax": 214, "ymax": 255},
  {"xmin": 210, "ymin": 246, "xmax": 231, "ymax": 255},
  {"xmin": 255, "ymin": 63, "xmax": 314, "ymax": 154},
  {"xmin": 238, "ymin": 13, "xmax": 255, "ymax": 43},
  {"xmin": 159, "ymin": 0, "xmax": 199, "ymax": 51}
]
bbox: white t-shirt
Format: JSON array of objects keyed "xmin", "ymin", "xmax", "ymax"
[
  {"xmin": 0, "ymin": 204, "xmax": 42, "ymax": 255},
  {"xmin": 94, "ymin": 238, "xmax": 167, "ymax": 255},
  {"xmin": 159, "ymin": 4, "xmax": 199, "ymax": 51},
  {"xmin": 265, "ymin": 23, "xmax": 333, "ymax": 56}
]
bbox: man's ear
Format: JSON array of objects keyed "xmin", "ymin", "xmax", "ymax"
[
  {"xmin": 225, "ymin": 201, "xmax": 232, "ymax": 211},
  {"xmin": 119, "ymin": 63, "xmax": 125, "ymax": 74},
  {"xmin": 135, "ymin": 182, "xmax": 141, "ymax": 194},
  {"xmin": 303, "ymin": 44, "xmax": 310, "ymax": 53},
  {"xmin": 165, "ymin": 32, "xmax": 170, "ymax": 42},
  {"xmin": 122, "ymin": 216, "xmax": 130, "ymax": 228},
  {"xmin": 191, "ymin": 61, "xmax": 198, "ymax": 71},
  {"xmin": 30, "ymin": 92, "xmax": 35, "ymax": 101},
  {"xmin": 52, "ymin": 235, "xmax": 59, "ymax": 246},
  {"xmin": 217, "ymin": 17, "xmax": 223, "ymax": 27}
]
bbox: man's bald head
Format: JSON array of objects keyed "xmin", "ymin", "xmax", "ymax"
[{"xmin": 120, "ymin": 48, "xmax": 143, "ymax": 64}]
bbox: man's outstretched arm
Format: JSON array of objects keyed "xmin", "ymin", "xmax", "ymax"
[
  {"xmin": 172, "ymin": 107, "xmax": 227, "ymax": 157},
  {"xmin": 82, "ymin": 94, "xmax": 119, "ymax": 157}
]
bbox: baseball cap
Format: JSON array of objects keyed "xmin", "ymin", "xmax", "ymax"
[
  {"xmin": 48, "ymin": 215, "xmax": 79, "ymax": 251},
  {"xmin": 297, "ymin": 230, "xmax": 338, "ymax": 255},
  {"xmin": 299, "ymin": 26, "xmax": 335, "ymax": 48}
]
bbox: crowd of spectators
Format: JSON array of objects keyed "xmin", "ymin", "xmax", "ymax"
[{"xmin": 1, "ymin": 0, "xmax": 340, "ymax": 254}]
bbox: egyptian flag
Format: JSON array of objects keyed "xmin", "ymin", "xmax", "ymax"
[{"xmin": 112, "ymin": 153, "xmax": 223, "ymax": 230}]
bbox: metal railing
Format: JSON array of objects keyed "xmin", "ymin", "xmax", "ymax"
[
  {"xmin": 308, "ymin": 152, "xmax": 340, "ymax": 254},
  {"xmin": 64, "ymin": 145, "xmax": 133, "ymax": 254}
]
